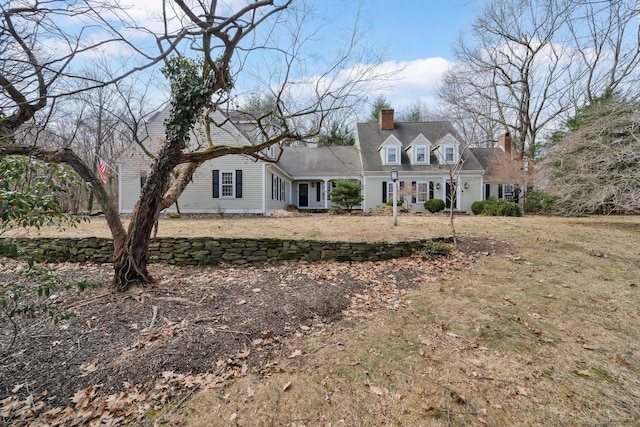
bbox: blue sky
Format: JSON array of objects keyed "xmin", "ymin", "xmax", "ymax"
[{"xmin": 362, "ymin": 0, "xmax": 479, "ymax": 61}]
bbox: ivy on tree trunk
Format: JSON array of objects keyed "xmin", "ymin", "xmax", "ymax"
[{"xmin": 112, "ymin": 57, "xmax": 225, "ymax": 291}]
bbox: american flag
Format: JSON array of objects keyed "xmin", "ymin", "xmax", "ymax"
[{"xmin": 96, "ymin": 156, "xmax": 108, "ymax": 184}]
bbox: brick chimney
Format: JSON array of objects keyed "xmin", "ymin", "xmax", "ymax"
[
  {"xmin": 380, "ymin": 108, "xmax": 394, "ymax": 130},
  {"xmin": 497, "ymin": 131, "xmax": 512, "ymax": 159}
]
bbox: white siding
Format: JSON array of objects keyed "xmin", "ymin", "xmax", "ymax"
[
  {"xmin": 117, "ymin": 146, "xmax": 153, "ymax": 213},
  {"xmin": 171, "ymin": 155, "xmax": 264, "ymax": 213},
  {"xmin": 118, "ymin": 107, "xmax": 272, "ymax": 214},
  {"xmin": 266, "ymin": 169, "xmax": 290, "ymax": 212},
  {"xmin": 363, "ymin": 173, "xmax": 483, "ymax": 213}
]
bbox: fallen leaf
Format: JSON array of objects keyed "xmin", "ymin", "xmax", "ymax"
[
  {"xmin": 288, "ymin": 349, "xmax": 303, "ymax": 358},
  {"xmin": 80, "ymin": 358, "xmax": 99, "ymax": 376},
  {"xmin": 237, "ymin": 299, "xmax": 247, "ymax": 305},
  {"xmin": 283, "ymin": 382, "xmax": 292, "ymax": 392},
  {"xmin": 252, "ymin": 288, "xmax": 261, "ymax": 293},
  {"xmin": 236, "ymin": 348, "xmax": 251, "ymax": 359}
]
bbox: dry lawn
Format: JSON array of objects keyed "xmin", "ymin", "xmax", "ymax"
[
  {"xmin": 11, "ymin": 213, "xmax": 455, "ymax": 242},
  {"xmin": 4, "ymin": 214, "xmax": 640, "ymax": 426},
  {"xmin": 158, "ymin": 214, "xmax": 639, "ymax": 427}
]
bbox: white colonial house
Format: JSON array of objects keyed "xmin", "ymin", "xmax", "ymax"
[{"xmin": 116, "ymin": 107, "xmax": 515, "ymax": 214}]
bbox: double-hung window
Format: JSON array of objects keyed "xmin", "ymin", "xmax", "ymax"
[
  {"xmin": 415, "ymin": 146, "xmax": 427, "ymax": 163},
  {"xmin": 221, "ymin": 172, "xmax": 234, "ymax": 197},
  {"xmin": 445, "ymin": 147, "xmax": 454, "ymax": 162},
  {"xmin": 386, "ymin": 181, "xmax": 395, "ymax": 203},
  {"xmin": 271, "ymin": 173, "xmax": 286, "ymax": 201},
  {"xmin": 213, "ymin": 169, "xmax": 243, "ymax": 199},
  {"xmin": 416, "ymin": 182, "xmax": 429, "ymax": 203},
  {"xmin": 387, "ymin": 147, "xmax": 398, "ymax": 164}
]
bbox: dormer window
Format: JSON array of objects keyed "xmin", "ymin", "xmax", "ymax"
[
  {"xmin": 387, "ymin": 147, "xmax": 398, "ymax": 163},
  {"xmin": 379, "ymin": 134, "xmax": 402, "ymax": 165},
  {"xmin": 407, "ymin": 134, "xmax": 431, "ymax": 165},
  {"xmin": 445, "ymin": 147, "xmax": 454, "ymax": 162},
  {"xmin": 435, "ymin": 134, "xmax": 460, "ymax": 164}
]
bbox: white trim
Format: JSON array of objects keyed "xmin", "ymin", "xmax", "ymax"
[
  {"xmin": 118, "ymin": 164, "xmax": 123, "ymax": 213},
  {"xmin": 434, "ymin": 134, "xmax": 460, "ymax": 165},
  {"xmin": 378, "ymin": 134, "xmax": 402, "ymax": 166},
  {"xmin": 415, "ymin": 181, "xmax": 430, "ymax": 203},
  {"xmin": 414, "ymin": 145, "xmax": 429, "ymax": 164},
  {"xmin": 219, "ymin": 170, "xmax": 235, "ymax": 198},
  {"xmin": 261, "ymin": 163, "xmax": 267, "ymax": 214}
]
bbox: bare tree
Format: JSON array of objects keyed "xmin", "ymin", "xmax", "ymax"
[
  {"xmin": 1, "ymin": 1, "xmax": 387, "ymax": 291},
  {"xmin": 438, "ymin": 0, "xmax": 640, "ymax": 163},
  {"xmin": 540, "ymin": 94, "xmax": 640, "ymax": 214}
]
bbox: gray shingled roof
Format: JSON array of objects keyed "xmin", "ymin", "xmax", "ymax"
[
  {"xmin": 357, "ymin": 121, "xmax": 485, "ymax": 173},
  {"xmin": 277, "ymin": 145, "xmax": 362, "ymax": 177},
  {"xmin": 471, "ymin": 147, "xmax": 508, "ymax": 174}
]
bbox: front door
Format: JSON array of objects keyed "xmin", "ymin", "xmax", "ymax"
[
  {"xmin": 446, "ymin": 181, "xmax": 457, "ymax": 210},
  {"xmin": 299, "ymin": 183, "xmax": 309, "ymax": 207}
]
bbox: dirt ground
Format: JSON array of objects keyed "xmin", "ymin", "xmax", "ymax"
[{"xmin": 0, "ymin": 236, "xmax": 498, "ymax": 426}]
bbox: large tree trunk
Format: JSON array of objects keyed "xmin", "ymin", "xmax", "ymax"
[
  {"xmin": 112, "ymin": 142, "xmax": 183, "ymax": 291},
  {"xmin": 111, "ymin": 57, "xmax": 222, "ymax": 291}
]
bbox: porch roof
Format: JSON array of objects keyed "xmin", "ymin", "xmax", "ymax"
[{"xmin": 278, "ymin": 146, "xmax": 362, "ymax": 177}]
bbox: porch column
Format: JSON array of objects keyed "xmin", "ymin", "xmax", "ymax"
[{"xmin": 324, "ymin": 179, "xmax": 329, "ymax": 208}]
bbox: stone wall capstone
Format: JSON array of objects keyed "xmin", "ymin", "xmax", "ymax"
[{"xmin": 1, "ymin": 236, "xmax": 452, "ymax": 266}]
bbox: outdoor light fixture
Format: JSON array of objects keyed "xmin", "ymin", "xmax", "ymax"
[
  {"xmin": 464, "ymin": 181, "xmax": 469, "ymax": 189},
  {"xmin": 390, "ymin": 167, "xmax": 398, "ymax": 226},
  {"xmin": 436, "ymin": 182, "xmax": 441, "ymax": 190}
]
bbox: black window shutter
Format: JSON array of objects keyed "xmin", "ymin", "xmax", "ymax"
[
  {"xmin": 429, "ymin": 181, "xmax": 434, "ymax": 200},
  {"xmin": 412, "ymin": 181, "xmax": 416, "ymax": 203},
  {"xmin": 382, "ymin": 181, "xmax": 387, "ymax": 203},
  {"xmin": 485, "ymin": 183, "xmax": 491, "ymax": 200},
  {"xmin": 498, "ymin": 184, "xmax": 503, "ymax": 199},
  {"xmin": 236, "ymin": 170, "xmax": 243, "ymax": 198},
  {"xmin": 213, "ymin": 170, "xmax": 219, "ymax": 198}
]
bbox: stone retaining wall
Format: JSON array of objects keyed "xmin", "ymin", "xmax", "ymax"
[{"xmin": 1, "ymin": 236, "xmax": 452, "ymax": 266}]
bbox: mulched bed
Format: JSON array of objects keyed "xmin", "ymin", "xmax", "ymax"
[{"xmin": 0, "ymin": 236, "xmax": 508, "ymax": 426}]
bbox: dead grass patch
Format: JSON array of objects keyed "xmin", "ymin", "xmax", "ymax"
[
  {"xmin": 2, "ymin": 214, "xmax": 640, "ymax": 426},
  {"xmin": 165, "ymin": 215, "xmax": 640, "ymax": 426}
]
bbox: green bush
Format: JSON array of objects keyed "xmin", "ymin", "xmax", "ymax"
[
  {"xmin": 424, "ymin": 198, "xmax": 445, "ymax": 213},
  {"xmin": 480, "ymin": 199, "xmax": 522, "ymax": 217},
  {"xmin": 524, "ymin": 190, "xmax": 557, "ymax": 214},
  {"xmin": 471, "ymin": 200, "xmax": 489, "ymax": 215},
  {"xmin": 328, "ymin": 179, "xmax": 363, "ymax": 213},
  {"xmin": 0, "ymin": 156, "xmax": 93, "ymax": 356}
]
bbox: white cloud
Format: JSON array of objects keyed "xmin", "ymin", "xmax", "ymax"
[{"xmin": 360, "ymin": 57, "xmax": 452, "ymax": 110}]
